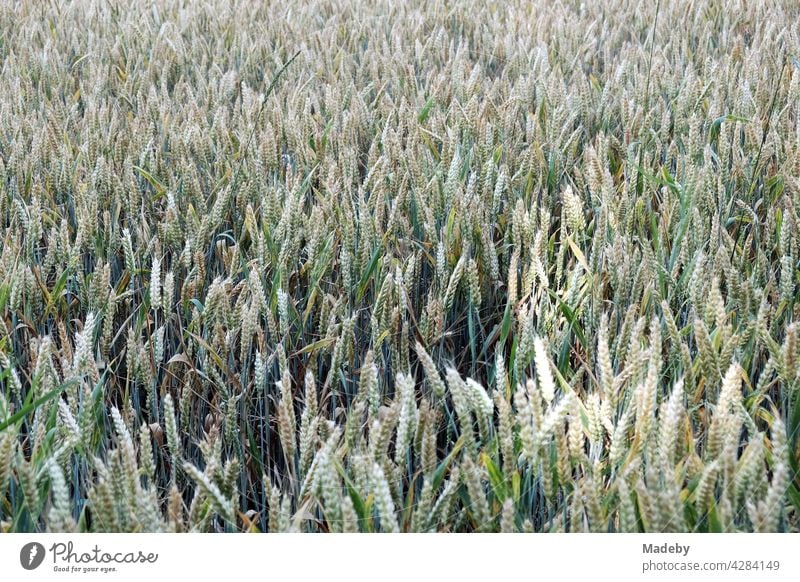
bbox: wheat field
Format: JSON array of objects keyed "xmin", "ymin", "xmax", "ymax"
[{"xmin": 0, "ymin": 0, "xmax": 799, "ymax": 533}]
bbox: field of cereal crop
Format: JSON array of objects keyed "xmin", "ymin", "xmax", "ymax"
[{"xmin": 1, "ymin": 0, "xmax": 799, "ymax": 533}]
